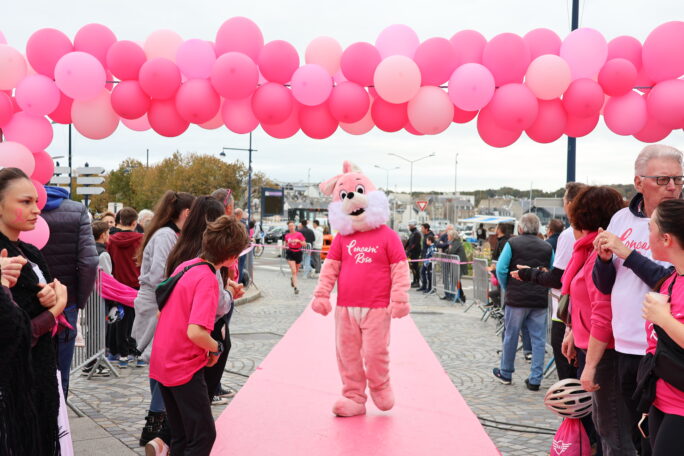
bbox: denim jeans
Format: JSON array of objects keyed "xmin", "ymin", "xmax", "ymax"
[
  {"xmin": 302, "ymin": 251, "xmax": 312, "ymax": 274},
  {"xmin": 500, "ymin": 306, "xmax": 547, "ymax": 384},
  {"xmin": 57, "ymin": 306, "xmax": 79, "ymax": 397},
  {"xmin": 149, "ymin": 378, "xmax": 166, "ymax": 413}
]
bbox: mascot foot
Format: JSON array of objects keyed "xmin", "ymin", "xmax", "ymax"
[
  {"xmin": 333, "ymin": 398, "xmax": 366, "ymax": 417},
  {"xmin": 370, "ymin": 386, "xmax": 395, "ymax": 411}
]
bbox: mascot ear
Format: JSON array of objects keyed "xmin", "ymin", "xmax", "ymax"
[
  {"xmin": 342, "ymin": 161, "xmax": 361, "ymax": 174},
  {"xmin": 320, "ymin": 175, "xmax": 340, "ymax": 196}
]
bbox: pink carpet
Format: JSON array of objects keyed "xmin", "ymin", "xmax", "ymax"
[{"xmin": 212, "ymin": 304, "xmax": 500, "ymax": 455}]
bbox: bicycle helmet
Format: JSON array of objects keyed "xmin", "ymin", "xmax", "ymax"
[{"xmin": 543, "ymin": 378, "xmax": 593, "ymax": 419}]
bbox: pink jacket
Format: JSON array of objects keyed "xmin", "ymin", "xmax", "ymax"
[{"xmin": 562, "ymin": 232, "xmax": 614, "ymax": 350}]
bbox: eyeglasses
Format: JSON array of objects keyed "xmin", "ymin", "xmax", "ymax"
[{"xmin": 640, "ymin": 175, "xmax": 684, "ymax": 186}]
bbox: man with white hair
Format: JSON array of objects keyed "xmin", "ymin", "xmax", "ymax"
[
  {"xmin": 136, "ymin": 209, "xmax": 154, "ymax": 234},
  {"xmin": 592, "ymin": 144, "xmax": 683, "ymax": 455},
  {"xmin": 494, "ymin": 213, "xmax": 554, "ymax": 391}
]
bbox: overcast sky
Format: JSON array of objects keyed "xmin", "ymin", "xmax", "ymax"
[{"xmin": 3, "ymin": 1, "xmax": 683, "ymax": 192}]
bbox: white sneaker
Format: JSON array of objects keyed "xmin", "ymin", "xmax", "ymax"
[
  {"xmin": 145, "ymin": 437, "xmax": 169, "ymax": 456},
  {"xmin": 211, "ymin": 395, "xmax": 228, "ymax": 405}
]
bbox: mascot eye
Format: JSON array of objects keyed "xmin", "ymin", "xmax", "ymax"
[
  {"xmin": 355, "ymin": 185, "xmax": 365, "ymax": 194},
  {"xmin": 339, "ymin": 190, "xmax": 348, "ymax": 200}
]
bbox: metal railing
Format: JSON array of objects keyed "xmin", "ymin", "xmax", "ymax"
[{"xmin": 430, "ymin": 252, "xmax": 460, "ymax": 302}]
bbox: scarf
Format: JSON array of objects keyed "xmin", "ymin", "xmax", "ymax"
[{"xmin": 561, "ymin": 231, "xmax": 598, "ymax": 295}]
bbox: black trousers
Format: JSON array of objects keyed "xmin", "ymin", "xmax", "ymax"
[
  {"xmin": 204, "ymin": 312, "xmax": 233, "ymax": 398},
  {"xmin": 409, "ymin": 259, "xmax": 420, "ymax": 284},
  {"xmin": 617, "ymin": 352, "xmax": 652, "ymax": 456},
  {"xmin": 159, "ymin": 370, "xmax": 216, "ymax": 456},
  {"xmin": 551, "ymin": 320, "xmax": 577, "ymax": 381},
  {"xmin": 110, "ymin": 304, "xmax": 136, "ymax": 357},
  {"xmin": 649, "ymin": 405, "xmax": 684, "ymax": 456}
]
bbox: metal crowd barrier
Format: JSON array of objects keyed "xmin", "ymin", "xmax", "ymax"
[{"xmin": 430, "ymin": 252, "xmax": 460, "ymax": 302}]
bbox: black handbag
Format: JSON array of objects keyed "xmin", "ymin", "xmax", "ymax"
[
  {"xmin": 557, "ymin": 294, "xmax": 571, "ymax": 325},
  {"xmin": 156, "ymin": 261, "xmax": 215, "ymax": 311}
]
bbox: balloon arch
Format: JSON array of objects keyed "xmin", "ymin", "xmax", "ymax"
[{"xmin": 0, "ymin": 18, "xmax": 682, "ymax": 246}]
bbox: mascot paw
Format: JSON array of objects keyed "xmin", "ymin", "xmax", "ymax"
[
  {"xmin": 389, "ymin": 301, "xmax": 410, "ymax": 318},
  {"xmin": 332, "ymin": 397, "xmax": 366, "ymax": 417},
  {"xmin": 370, "ymin": 386, "xmax": 395, "ymax": 411},
  {"xmin": 311, "ymin": 297, "xmax": 332, "ymax": 316}
]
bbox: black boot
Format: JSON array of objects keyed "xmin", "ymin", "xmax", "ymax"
[
  {"xmin": 158, "ymin": 413, "xmax": 172, "ymax": 445},
  {"xmin": 139, "ymin": 411, "xmax": 164, "ymax": 446}
]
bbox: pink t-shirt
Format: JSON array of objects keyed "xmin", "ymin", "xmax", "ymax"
[
  {"xmin": 150, "ymin": 258, "xmax": 219, "ymax": 387},
  {"xmin": 646, "ymin": 273, "xmax": 684, "ymax": 416},
  {"xmin": 285, "ymin": 231, "xmax": 305, "ymax": 252},
  {"xmin": 326, "ymin": 225, "xmax": 406, "ymax": 308}
]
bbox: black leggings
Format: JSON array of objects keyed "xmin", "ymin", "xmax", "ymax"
[{"xmin": 649, "ymin": 406, "xmax": 684, "ymax": 455}]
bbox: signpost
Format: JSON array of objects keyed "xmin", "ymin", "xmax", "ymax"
[
  {"xmin": 416, "ymin": 200, "xmax": 428, "ymax": 212},
  {"xmin": 75, "ymin": 164, "xmax": 105, "ymax": 208}
]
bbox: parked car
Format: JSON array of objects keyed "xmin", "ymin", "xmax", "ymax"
[{"xmin": 264, "ymin": 226, "xmax": 287, "ymax": 244}]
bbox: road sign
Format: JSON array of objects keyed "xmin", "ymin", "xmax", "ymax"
[
  {"xmin": 76, "ymin": 187, "xmax": 105, "ymax": 195},
  {"xmin": 75, "ymin": 166, "xmax": 105, "ymax": 175},
  {"xmin": 54, "ymin": 166, "xmax": 71, "ymax": 175},
  {"xmin": 76, "ymin": 176, "xmax": 105, "ymax": 185},
  {"xmin": 416, "ymin": 200, "xmax": 428, "ymax": 211},
  {"xmin": 49, "ymin": 176, "xmax": 71, "ymax": 185}
]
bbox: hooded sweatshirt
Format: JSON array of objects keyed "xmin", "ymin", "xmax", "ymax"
[{"xmin": 108, "ymin": 230, "xmax": 143, "ymax": 289}]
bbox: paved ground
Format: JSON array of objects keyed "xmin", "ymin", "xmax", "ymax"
[{"xmin": 68, "ymin": 251, "xmax": 561, "ymax": 455}]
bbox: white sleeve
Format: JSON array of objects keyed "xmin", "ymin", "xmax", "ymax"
[{"xmin": 553, "ymin": 227, "xmax": 575, "ymax": 270}]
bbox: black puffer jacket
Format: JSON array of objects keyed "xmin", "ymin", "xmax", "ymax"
[{"xmin": 41, "ymin": 187, "xmax": 98, "ymax": 309}]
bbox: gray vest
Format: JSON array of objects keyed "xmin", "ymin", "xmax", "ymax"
[{"xmin": 504, "ymin": 234, "xmax": 553, "ymax": 309}]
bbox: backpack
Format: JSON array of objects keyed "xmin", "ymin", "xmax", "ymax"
[
  {"xmin": 156, "ymin": 261, "xmax": 215, "ymax": 311},
  {"xmin": 550, "ymin": 418, "xmax": 591, "ymax": 456}
]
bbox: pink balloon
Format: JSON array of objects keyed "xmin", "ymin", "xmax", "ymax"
[
  {"xmin": 371, "ymin": 98, "xmax": 408, "ymax": 132},
  {"xmin": 0, "ymin": 31, "xmax": 5, "ymax": 44},
  {"xmin": 15, "ymin": 75, "xmax": 59, "ymax": 116},
  {"xmin": 175, "ymin": 79, "xmax": 220, "ymax": 124},
  {"xmin": 215, "ymin": 17, "xmax": 263, "ymax": 62},
  {"xmin": 525, "ymin": 55, "xmax": 571, "ymax": 100},
  {"xmin": 565, "ymin": 112, "xmax": 600, "ymax": 137},
  {"xmin": 634, "ymin": 116, "xmax": 671, "ymax": 143},
  {"xmin": 121, "ymin": 114, "xmax": 152, "ymax": 131},
  {"xmin": 144, "ymin": 30, "xmax": 183, "ymax": 61},
  {"xmin": 176, "ymin": 39, "xmax": 216, "ymax": 79},
  {"xmin": 340, "ymin": 42, "xmax": 381, "ymax": 87},
  {"xmin": 33, "ymin": 180, "xmax": 47, "ymax": 210},
  {"xmin": 404, "ymin": 122, "xmax": 424, "ymax": 136},
  {"xmin": 489, "ymin": 84, "xmax": 539, "ymax": 131},
  {"xmin": 19, "ymin": 215, "xmax": 50, "ymax": 249},
  {"xmin": 251, "ymin": 83, "xmax": 293, "ymax": 123},
  {"xmin": 523, "ymin": 28, "xmax": 561, "ymax": 59},
  {"xmin": 3, "ymin": 112, "xmax": 53, "ymax": 152},
  {"xmin": 598, "ymin": 58, "xmax": 637, "ymax": 97},
  {"xmin": 407, "ymin": 86, "xmax": 454, "ymax": 135},
  {"xmin": 299, "ymin": 103, "xmax": 338, "ymax": 139},
  {"xmin": 26, "ymin": 28, "xmax": 73, "ymax": 79},
  {"xmin": 0, "ymin": 91, "xmax": 13, "ymax": 126},
  {"xmin": 107, "ymin": 40, "xmax": 147, "ymax": 81},
  {"xmin": 477, "ymin": 106, "xmax": 522, "ymax": 148},
  {"xmin": 31, "ymin": 151, "xmax": 54, "ymax": 185},
  {"xmin": 607, "ymin": 36, "xmax": 642, "ymax": 70},
  {"xmin": 414, "ymin": 38, "xmax": 458, "ymax": 86},
  {"xmin": 139, "ymin": 58, "xmax": 182, "ymax": 100},
  {"xmin": 291, "ymin": 64, "xmax": 333, "ymax": 106},
  {"xmin": 646, "ymin": 79, "xmax": 684, "ymax": 129},
  {"xmin": 148, "ymin": 99, "xmax": 189, "ymax": 137},
  {"xmin": 74, "ymin": 23, "xmax": 117, "ymax": 67},
  {"xmin": 603, "ymin": 91, "xmax": 647, "ymax": 135},
  {"xmin": 198, "ymin": 103, "xmax": 224, "ymax": 130},
  {"xmin": 305, "ymin": 36, "xmax": 342, "ymax": 76},
  {"xmin": 375, "ymin": 24, "xmax": 420, "ymax": 59},
  {"xmin": 328, "ymin": 82, "xmax": 369, "ymax": 123},
  {"xmin": 54, "ymin": 52, "xmax": 106, "ymax": 101},
  {"xmin": 560, "ymin": 28, "xmax": 608, "ymax": 80},
  {"xmin": 449, "ymin": 30, "xmax": 486, "ymax": 64},
  {"xmin": 340, "ymin": 103, "xmax": 374, "ymax": 135},
  {"xmin": 222, "ymin": 96, "xmax": 259, "ymax": 134},
  {"xmin": 373, "ymin": 55, "xmax": 421, "ymax": 104},
  {"xmin": 635, "ymin": 66, "xmax": 654, "ymax": 93},
  {"xmin": 642, "ymin": 21, "xmax": 684, "ymax": 83},
  {"xmin": 72, "ymin": 90, "xmax": 119, "ymax": 139},
  {"xmin": 211, "ymin": 52, "xmax": 259, "ymax": 99},
  {"xmin": 0, "ymin": 141, "xmax": 35, "ymax": 175},
  {"xmin": 261, "ymin": 102, "xmax": 300, "ymax": 139},
  {"xmin": 525, "ymin": 99, "xmax": 567, "ymax": 143},
  {"xmin": 111, "ymin": 80, "xmax": 150, "ymax": 119},
  {"xmin": 452, "ymin": 105, "xmax": 478, "ymax": 124},
  {"xmin": 482, "ymin": 33, "xmax": 530, "ymax": 85},
  {"xmin": 0, "ymin": 45, "xmax": 28, "ymax": 90},
  {"xmin": 562, "ymin": 78, "xmax": 604, "ymax": 118},
  {"xmin": 48, "ymin": 92, "xmax": 73, "ymax": 124},
  {"xmin": 259, "ymin": 40, "xmax": 299, "ymax": 84}
]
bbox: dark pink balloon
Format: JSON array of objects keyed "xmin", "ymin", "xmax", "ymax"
[
  {"xmin": 222, "ymin": 96, "xmax": 259, "ymax": 134},
  {"xmin": 259, "ymin": 40, "xmax": 299, "ymax": 84},
  {"xmin": 564, "ymin": 111, "xmax": 600, "ymax": 137},
  {"xmin": 642, "ymin": 21, "xmax": 684, "ymax": 83},
  {"xmin": 111, "ymin": 80, "xmax": 150, "ymax": 119},
  {"xmin": 26, "ymin": 28, "xmax": 73, "ymax": 78},
  {"xmin": 607, "ymin": 36, "xmax": 642, "ymax": 70},
  {"xmin": 33, "ymin": 179, "xmax": 47, "ymax": 210},
  {"xmin": 598, "ymin": 58, "xmax": 637, "ymax": 97},
  {"xmin": 477, "ymin": 106, "xmax": 522, "ymax": 148},
  {"xmin": 604, "ymin": 91, "xmax": 647, "ymax": 135},
  {"xmin": 139, "ymin": 58, "xmax": 181, "ymax": 100},
  {"xmin": 215, "ymin": 17, "xmax": 264, "ymax": 62},
  {"xmin": 452, "ymin": 105, "xmax": 478, "ymax": 124},
  {"xmin": 340, "ymin": 42, "xmax": 381, "ymax": 87},
  {"xmin": 414, "ymin": 37, "xmax": 458, "ymax": 86},
  {"xmin": 74, "ymin": 23, "xmax": 117, "ymax": 67},
  {"xmin": 211, "ymin": 52, "xmax": 259, "ymax": 99},
  {"xmin": 175, "ymin": 79, "xmax": 220, "ymax": 124},
  {"xmin": 148, "ymin": 99, "xmax": 189, "ymax": 137},
  {"xmin": 482, "ymin": 33, "xmax": 530, "ymax": 85},
  {"xmin": 634, "ymin": 116, "xmax": 671, "ymax": 143},
  {"xmin": 106, "ymin": 40, "xmax": 147, "ymax": 81},
  {"xmin": 646, "ymin": 79, "xmax": 684, "ymax": 129},
  {"xmin": 488, "ymin": 83, "xmax": 538, "ymax": 131},
  {"xmin": 299, "ymin": 103, "xmax": 338, "ymax": 139},
  {"xmin": 371, "ymin": 98, "xmax": 408, "ymax": 132},
  {"xmin": 0, "ymin": 91, "xmax": 13, "ymax": 126},
  {"xmin": 523, "ymin": 28, "xmax": 561, "ymax": 59},
  {"xmin": 48, "ymin": 92, "xmax": 73, "ymax": 124},
  {"xmin": 251, "ymin": 83, "xmax": 293, "ymax": 124},
  {"xmin": 404, "ymin": 122, "xmax": 424, "ymax": 136},
  {"xmin": 449, "ymin": 30, "xmax": 486, "ymax": 64},
  {"xmin": 328, "ymin": 82, "xmax": 370, "ymax": 123},
  {"xmin": 31, "ymin": 150, "xmax": 55, "ymax": 185},
  {"xmin": 525, "ymin": 99, "xmax": 567, "ymax": 143},
  {"xmin": 3, "ymin": 112, "xmax": 53, "ymax": 152},
  {"xmin": 261, "ymin": 102, "xmax": 300, "ymax": 139},
  {"xmin": 562, "ymin": 78, "xmax": 604, "ymax": 118}
]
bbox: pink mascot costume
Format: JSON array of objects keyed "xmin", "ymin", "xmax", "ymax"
[{"xmin": 311, "ymin": 161, "xmax": 411, "ymax": 417}]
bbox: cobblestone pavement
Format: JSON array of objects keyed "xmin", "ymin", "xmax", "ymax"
[{"xmin": 69, "ymin": 252, "xmax": 561, "ymax": 455}]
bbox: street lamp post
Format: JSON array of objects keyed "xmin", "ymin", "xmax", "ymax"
[
  {"xmin": 387, "ymin": 152, "xmax": 435, "ymax": 201},
  {"xmin": 221, "ymin": 131, "xmax": 257, "ymax": 222},
  {"xmin": 373, "ymin": 164, "xmax": 400, "ymax": 191}
]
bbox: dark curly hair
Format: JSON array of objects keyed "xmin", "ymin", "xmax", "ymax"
[{"xmin": 567, "ymin": 186, "xmax": 625, "ymax": 231}]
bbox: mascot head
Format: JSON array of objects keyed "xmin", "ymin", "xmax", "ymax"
[{"xmin": 320, "ymin": 161, "xmax": 390, "ymax": 235}]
